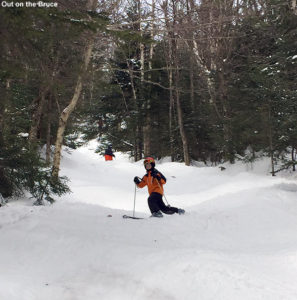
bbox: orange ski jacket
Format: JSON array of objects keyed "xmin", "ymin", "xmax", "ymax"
[{"xmin": 137, "ymin": 169, "xmax": 166, "ymax": 195}]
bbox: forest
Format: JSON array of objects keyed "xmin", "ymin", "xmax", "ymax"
[{"xmin": 0, "ymin": 0, "xmax": 296, "ymax": 203}]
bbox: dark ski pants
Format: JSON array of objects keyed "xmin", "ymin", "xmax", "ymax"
[{"xmin": 148, "ymin": 192, "xmax": 179, "ymax": 214}]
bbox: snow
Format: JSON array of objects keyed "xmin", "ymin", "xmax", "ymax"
[
  {"xmin": 18, "ymin": 132, "xmax": 29, "ymax": 138},
  {"xmin": 1, "ymin": 140, "xmax": 297, "ymax": 300}
]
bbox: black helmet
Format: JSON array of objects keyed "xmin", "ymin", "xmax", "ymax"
[{"xmin": 143, "ymin": 157, "xmax": 155, "ymax": 168}]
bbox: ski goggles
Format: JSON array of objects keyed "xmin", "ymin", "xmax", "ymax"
[{"xmin": 143, "ymin": 157, "xmax": 154, "ymax": 165}]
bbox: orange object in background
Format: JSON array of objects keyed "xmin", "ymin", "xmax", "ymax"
[{"xmin": 105, "ymin": 155, "xmax": 113, "ymax": 161}]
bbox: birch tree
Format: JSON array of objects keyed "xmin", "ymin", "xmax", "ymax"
[{"xmin": 52, "ymin": 0, "xmax": 99, "ymax": 177}]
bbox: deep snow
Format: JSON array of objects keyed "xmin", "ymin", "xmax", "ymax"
[{"xmin": 1, "ymin": 140, "xmax": 297, "ymax": 300}]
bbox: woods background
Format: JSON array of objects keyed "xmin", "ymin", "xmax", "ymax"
[{"xmin": 0, "ymin": 0, "xmax": 296, "ymax": 202}]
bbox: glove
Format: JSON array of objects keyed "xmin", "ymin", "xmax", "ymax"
[{"xmin": 134, "ymin": 176, "xmax": 141, "ymax": 184}]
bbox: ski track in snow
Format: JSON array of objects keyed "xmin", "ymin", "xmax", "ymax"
[{"xmin": 1, "ymin": 140, "xmax": 297, "ymax": 300}]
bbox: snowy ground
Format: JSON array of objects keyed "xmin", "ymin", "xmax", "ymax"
[{"xmin": 1, "ymin": 140, "xmax": 297, "ymax": 300}]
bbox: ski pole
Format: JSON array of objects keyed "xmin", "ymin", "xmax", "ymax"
[
  {"xmin": 133, "ymin": 183, "xmax": 137, "ymax": 217},
  {"xmin": 133, "ymin": 177, "xmax": 143, "ymax": 217},
  {"xmin": 156, "ymin": 179, "xmax": 170, "ymax": 206}
]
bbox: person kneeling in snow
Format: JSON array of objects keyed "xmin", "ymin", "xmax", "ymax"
[{"xmin": 133, "ymin": 157, "xmax": 185, "ymax": 218}]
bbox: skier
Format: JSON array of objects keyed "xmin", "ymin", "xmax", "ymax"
[
  {"xmin": 104, "ymin": 145, "xmax": 115, "ymax": 161},
  {"xmin": 133, "ymin": 157, "xmax": 185, "ymax": 218}
]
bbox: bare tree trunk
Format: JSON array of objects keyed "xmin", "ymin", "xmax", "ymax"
[
  {"xmin": 143, "ymin": 0, "xmax": 155, "ymax": 157},
  {"xmin": 0, "ymin": 80, "xmax": 9, "ymax": 146},
  {"xmin": 172, "ymin": 0, "xmax": 190, "ymax": 166},
  {"xmin": 143, "ymin": 122, "xmax": 151, "ymax": 157},
  {"xmin": 218, "ymin": 70, "xmax": 233, "ymax": 161},
  {"xmin": 168, "ymin": 66, "xmax": 175, "ymax": 161},
  {"xmin": 28, "ymin": 88, "xmax": 48, "ymax": 143},
  {"xmin": 46, "ymin": 95, "xmax": 52, "ymax": 164},
  {"xmin": 292, "ymin": 147, "xmax": 296, "ymax": 172},
  {"xmin": 162, "ymin": 0, "xmax": 176, "ymax": 161},
  {"xmin": 139, "ymin": 0, "xmax": 149, "ymax": 157},
  {"xmin": 190, "ymin": 39, "xmax": 222, "ymax": 120},
  {"xmin": 0, "ymin": 80, "xmax": 12, "ymax": 197},
  {"xmin": 174, "ymin": 55, "xmax": 190, "ymax": 166},
  {"xmin": 163, "ymin": 38, "xmax": 175, "ymax": 161},
  {"xmin": 267, "ymin": 105, "xmax": 275, "ymax": 176},
  {"xmin": 126, "ymin": 59, "xmax": 142, "ymax": 162},
  {"xmin": 188, "ymin": 53, "xmax": 203, "ymax": 161},
  {"xmin": 127, "ymin": 61, "xmax": 137, "ymax": 102},
  {"xmin": 176, "ymin": 88, "xmax": 190, "ymax": 166},
  {"xmin": 189, "ymin": 55, "xmax": 195, "ymax": 110},
  {"xmin": 136, "ymin": 126, "xmax": 143, "ymax": 161},
  {"xmin": 52, "ymin": 37, "xmax": 94, "ymax": 177},
  {"xmin": 51, "ymin": 0, "xmax": 99, "ymax": 177},
  {"xmin": 29, "ymin": 50, "xmax": 61, "ymax": 144}
]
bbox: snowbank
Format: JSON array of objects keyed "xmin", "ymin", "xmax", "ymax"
[{"xmin": 1, "ymin": 140, "xmax": 297, "ymax": 300}]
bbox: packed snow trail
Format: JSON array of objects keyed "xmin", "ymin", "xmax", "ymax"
[{"xmin": 1, "ymin": 141, "xmax": 297, "ymax": 300}]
